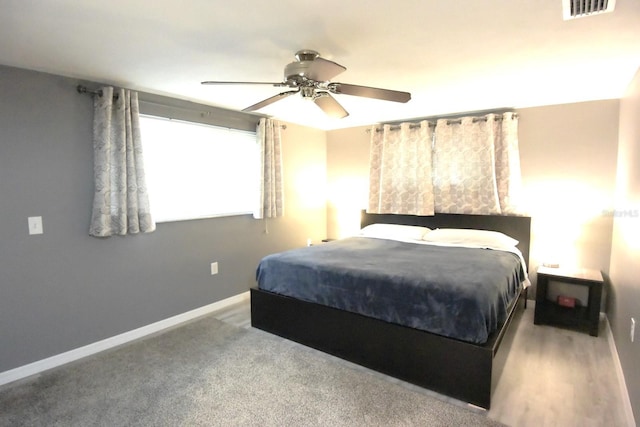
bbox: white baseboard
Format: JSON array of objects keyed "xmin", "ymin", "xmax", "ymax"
[
  {"xmin": 603, "ymin": 315, "xmax": 636, "ymax": 427},
  {"xmin": 0, "ymin": 291, "xmax": 250, "ymax": 387}
]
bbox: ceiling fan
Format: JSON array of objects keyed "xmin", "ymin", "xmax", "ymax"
[{"xmin": 201, "ymin": 50, "xmax": 411, "ymax": 119}]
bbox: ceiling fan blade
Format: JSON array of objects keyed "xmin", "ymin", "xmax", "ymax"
[
  {"xmin": 330, "ymin": 83, "xmax": 411, "ymax": 103},
  {"xmin": 242, "ymin": 90, "xmax": 299, "ymax": 112},
  {"xmin": 306, "ymin": 57, "xmax": 347, "ymax": 82},
  {"xmin": 314, "ymin": 93, "xmax": 349, "ymax": 119},
  {"xmin": 201, "ymin": 81, "xmax": 289, "ymax": 87}
]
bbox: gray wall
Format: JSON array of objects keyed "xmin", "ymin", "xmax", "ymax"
[
  {"xmin": 0, "ymin": 65, "xmax": 327, "ymax": 372},
  {"xmin": 609, "ymin": 67, "xmax": 640, "ymax": 421}
]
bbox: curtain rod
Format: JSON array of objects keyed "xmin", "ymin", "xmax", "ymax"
[
  {"xmin": 368, "ymin": 113, "xmax": 518, "ymax": 133},
  {"xmin": 76, "ymin": 85, "xmax": 120, "ymax": 100},
  {"xmin": 77, "ymin": 85, "xmax": 286, "ymax": 129}
]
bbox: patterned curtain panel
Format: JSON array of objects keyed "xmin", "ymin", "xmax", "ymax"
[
  {"xmin": 253, "ymin": 118, "xmax": 284, "ymax": 219},
  {"xmin": 433, "ymin": 112, "xmax": 520, "ymax": 214},
  {"xmin": 368, "ymin": 121, "xmax": 435, "ymax": 215},
  {"xmin": 493, "ymin": 112, "xmax": 522, "ymax": 213},
  {"xmin": 89, "ymin": 87, "xmax": 155, "ymax": 237}
]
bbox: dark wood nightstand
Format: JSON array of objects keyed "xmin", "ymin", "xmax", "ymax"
[{"xmin": 534, "ymin": 267, "xmax": 603, "ymax": 336}]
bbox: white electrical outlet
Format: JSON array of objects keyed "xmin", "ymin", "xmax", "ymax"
[
  {"xmin": 210, "ymin": 262, "xmax": 218, "ymax": 275},
  {"xmin": 631, "ymin": 317, "xmax": 636, "ymax": 343}
]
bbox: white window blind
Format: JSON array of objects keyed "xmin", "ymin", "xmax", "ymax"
[{"xmin": 139, "ymin": 115, "xmax": 258, "ymax": 222}]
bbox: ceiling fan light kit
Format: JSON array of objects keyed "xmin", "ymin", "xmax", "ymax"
[{"xmin": 202, "ymin": 50, "xmax": 411, "ymax": 119}]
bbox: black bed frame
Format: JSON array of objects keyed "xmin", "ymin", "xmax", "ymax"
[{"xmin": 251, "ymin": 211, "xmax": 531, "ymax": 409}]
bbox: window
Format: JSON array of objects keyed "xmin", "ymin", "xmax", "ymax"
[{"xmin": 139, "ymin": 115, "xmax": 259, "ymax": 222}]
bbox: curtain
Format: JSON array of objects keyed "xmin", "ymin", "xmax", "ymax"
[
  {"xmin": 368, "ymin": 121, "xmax": 434, "ymax": 215},
  {"xmin": 493, "ymin": 112, "xmax": 522, "ymax": 213},
  {"xmin": 367, "ymin": 112, "xmax": 521, "ymax": 217},
  {"xmin": 254, "ymin": 118, "xmax": 284, "ymax": 219},
  {"xmin": 89, "ymin": 87, "xmax": 155, "ymax": 237},
  {"xmin": 433, "ymin": 112, "xmax": 521, "ymax": 214}
]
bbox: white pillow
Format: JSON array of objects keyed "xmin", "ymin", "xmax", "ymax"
[
  {"xmin": 422, "ymin": 228, "xmax": 518, "ymax": 249},
  {"xmin": 359, "ymin": 223, "xmax": 431, "ymax": 241}
]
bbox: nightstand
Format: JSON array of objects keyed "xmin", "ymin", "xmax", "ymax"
[{"xmin": 534, "ymin": 267, "xmax": 603, "ymax": 336}]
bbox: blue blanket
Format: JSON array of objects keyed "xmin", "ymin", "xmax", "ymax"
[{"xmin": 256, "ymin": 237, "xmax": 524, "ymax": 344}]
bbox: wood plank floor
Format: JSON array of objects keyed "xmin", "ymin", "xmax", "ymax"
[{"xmin": 212, "ymin": 297, "xmax": 632, "ymax": 427}]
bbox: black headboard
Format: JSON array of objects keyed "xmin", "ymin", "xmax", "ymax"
[{"xmin": 361, "ymin": 210, "xmax": 531, "ymax": 269}]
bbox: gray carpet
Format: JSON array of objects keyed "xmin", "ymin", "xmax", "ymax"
[{"xmin": 0, "ymin": 315, "xmax": 504, "ymax": 426}]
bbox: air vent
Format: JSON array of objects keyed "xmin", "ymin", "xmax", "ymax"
[{"xmin": 563, "ymin": 0, "xmax": 616, "ymax": 20}]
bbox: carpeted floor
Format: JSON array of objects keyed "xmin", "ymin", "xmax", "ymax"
[{"xmin": 0, "ymin": 315, "xmax": 504, "ymax": 426}]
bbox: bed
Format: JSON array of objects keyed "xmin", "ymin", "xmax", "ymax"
[{"xmin": 251, "ymin": 211, "xmax": 531, "ymax": 409}]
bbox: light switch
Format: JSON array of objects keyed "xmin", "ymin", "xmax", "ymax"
[{"xmin": 28, "ymin": 216, "xmax": 43, "ymax": 235}]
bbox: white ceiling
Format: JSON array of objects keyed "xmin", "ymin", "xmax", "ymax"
[{"xmin": 1, "ymin": 0, "xmax": 639, "ymax": 130}]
